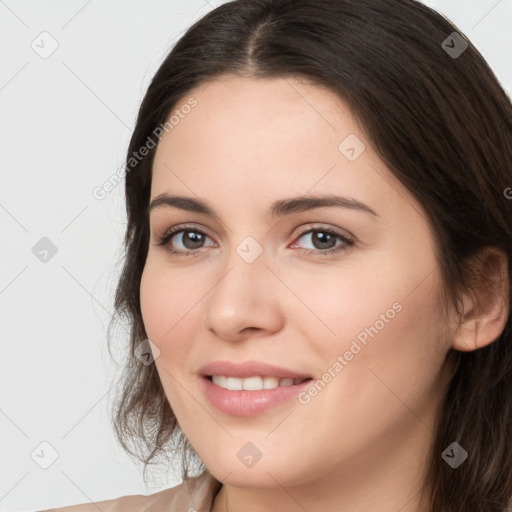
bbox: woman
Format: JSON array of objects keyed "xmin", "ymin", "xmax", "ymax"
[{"xmin": 44, "ymin": 0, "xmax": 512, "ymax": 510}]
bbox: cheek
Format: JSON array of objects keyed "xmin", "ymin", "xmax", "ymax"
[
  {"xmin": 139, "ymin": 263, "xmax": 200, "ymax": 409},
  {"xmin": 140, "ymin": 266, "xmax": 166, "ymax": 343},
  {"xmin": 140, "ymin": 261, "xmax": 198, "ymax": 343},
  {"xmin": 324, "ymin": 274, "xmax": 447, "ymax": 428},
  {"xmin": 139, "ymin": 260, "xmax": 216, "ymax": 396},
  {"xmin": 290, "ymin": 254, "xmax": 447, "ymax": 390},
  {"xmin": 281, "ymin": 262, "xmax": 407, "ymax": 356}
]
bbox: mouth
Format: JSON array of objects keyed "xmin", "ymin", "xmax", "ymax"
[
  {"xmin": 205, "ymin": 375, "xmax": 312, "ymax": 390},
  {"xmin": 198, "ymin": 361, "xmax": 314, "ymax": 417}
]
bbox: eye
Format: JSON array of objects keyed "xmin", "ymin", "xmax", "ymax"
[
  {"xmin": 155, "ymin": 224, "xmax": 215, "ymax": 256},
  {"xmin": 154, "ymin": 223, "xmax": 354, "ymax": 257},
  {"xmin": 290, "ymin": 226, "xmax": 354, "ymax": 256}
]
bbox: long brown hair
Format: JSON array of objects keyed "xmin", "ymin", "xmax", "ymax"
[{"xmin": 107, "ymin": 1, "xmax": 512, "ymax": 509}]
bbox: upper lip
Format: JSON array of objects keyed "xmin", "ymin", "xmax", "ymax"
[{"xmin": 198, "ymin": 360, "xmax": 312, "ymax": 379}]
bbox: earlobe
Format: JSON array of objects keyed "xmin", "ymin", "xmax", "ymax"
[{"xmin": 451, "ymin": 248, "xmax": 510, "ymax": 353}]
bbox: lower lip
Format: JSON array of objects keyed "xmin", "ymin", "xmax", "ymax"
[{"xmin": 201, "ymin": 377, "xmax": 313, "ymax": 417}]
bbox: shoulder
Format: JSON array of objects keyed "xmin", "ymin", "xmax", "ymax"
[{"xmin": 40, "ymin": 470, "xmax": 222, "ymax": 512}]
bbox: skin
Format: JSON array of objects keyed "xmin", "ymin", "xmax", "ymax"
[{"xmin": 139, "ymin": 75, "xmax": 509, "ymax": 512}]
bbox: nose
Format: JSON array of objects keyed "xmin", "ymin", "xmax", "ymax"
[{"xmin": 202, "ymin": 244, "xmax": 285, "ymax": 343}]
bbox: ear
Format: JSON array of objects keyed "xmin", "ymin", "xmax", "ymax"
[{"xmin": 451, "ymin": 247, "xmax": 510, "ymax": 352}]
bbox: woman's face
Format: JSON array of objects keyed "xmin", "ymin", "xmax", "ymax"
[{"xmin": 140, "ymin": 75, "xmax": 454, "ymax": 491}]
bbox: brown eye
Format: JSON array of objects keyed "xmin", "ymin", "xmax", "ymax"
[
  {"xmin": 173, "ymin": 230, "xmax": 207, "ymax": 250},
  {"xmin": 156, "ymin": 226, "xmax": 215, "ymax": 256},
  {"xmin": 291, "ymin": 227, "xmax": 354, "ymax": 256}
]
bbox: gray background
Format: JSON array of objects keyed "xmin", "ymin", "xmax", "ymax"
[{"xmin": 1, "ymin": 0, "xmax": 511, "ymax": 510}]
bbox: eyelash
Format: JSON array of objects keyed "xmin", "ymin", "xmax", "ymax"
[{"xmin": 155, "ymin": 223, "xmax": 354, "ymax": 258}]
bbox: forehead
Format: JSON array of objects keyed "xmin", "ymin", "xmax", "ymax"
[
  {"xmin": 149, "ymin": 75, "xmax": 428, "ymax": 233},
  {"xmin": 160, "ymin": 74, "xmax": 354, "ymax": 146},
  {"xmin": 152, "ymin": 75, "xmax": 369, "ymax": 190}
]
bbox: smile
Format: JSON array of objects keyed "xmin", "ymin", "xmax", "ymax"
[
  {"xmin": 210, "ymin": 375, "xmax": 310, "ymax": 390},
  {"xmin": 198, "ymin": 361, "xmax": 314, "ymax": 416}
]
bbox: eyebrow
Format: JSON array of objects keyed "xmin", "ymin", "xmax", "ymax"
[{"xmin": 147, "ymin": 193, "xmax": 379, "ymax": 218}]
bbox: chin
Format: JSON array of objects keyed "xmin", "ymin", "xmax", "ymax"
[{"xmin": 200, "ymin": 447, "xmax": 315, "ymax": 490}]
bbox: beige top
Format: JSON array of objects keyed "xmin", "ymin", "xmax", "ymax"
[{"xmin": 41, "ymin": 470, "xmax": 222, "ymax": 512}]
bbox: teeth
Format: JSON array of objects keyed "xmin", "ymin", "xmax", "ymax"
[
  {"xmin": 243, "ymin": 376, "xmax": 264, "ymax": 390},
  {"xmin": 263, "ymin": 376, "xmax": 279, "ymax": 389},
  {"xmin": 211, "ymin": 375, "xmax": 308, "ymax": 391},
  {"xmin": 226, "ymin": 377, "xmax": 243, "ymax": 390}
]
